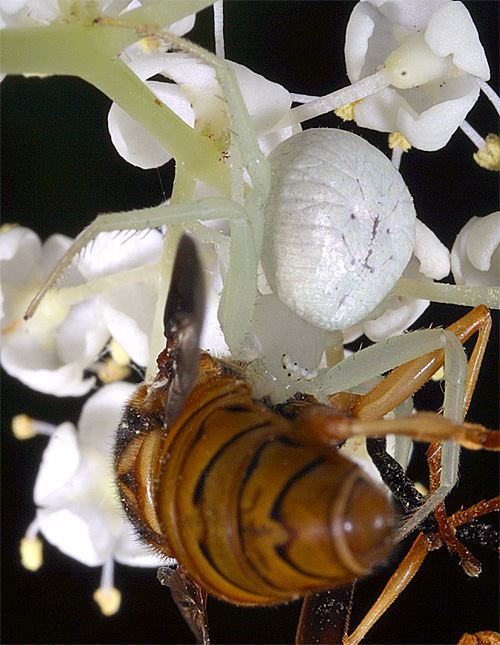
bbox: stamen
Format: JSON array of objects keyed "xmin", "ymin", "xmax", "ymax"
[
  {"xmin": 12, "ymin": 414, "xmax": 57, "ymax": 440},
  {"xmin": 109, "ymin": 339, "xmax": 131, "ymax": 367},
  {"xmin": 282, "ymin": 69, "xmax": 390, "ymax": 128},
  {"xmin": 459, "ymin": 120, "xmax": 486, "ymax": 150},
  {"xmin": 213, "ymin": 0, "xmax": 225, "ymax": 59},
  {"xmin": 93, "ymin": 556, "xmax": 121, "ymax": 616},
  {"xmin": 20, "ymin": 519, "xmax": 43, "ymax": 571},
  {"xmin": 477, "ymin": 79, "xmax": 500, "ymax": 114},
  {"xmin": 96, "ymin": 358, "xmax": 131, "ymax": 384}
]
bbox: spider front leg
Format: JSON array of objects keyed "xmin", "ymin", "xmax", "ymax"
[{"xmin": 305, "ymin": 306, "xmax": 496, "ymax": 536}]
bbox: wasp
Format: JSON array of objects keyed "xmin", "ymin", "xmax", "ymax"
[
  {"xmin": 114, "ymin": 234, "xmax": 396, "ymax": 606},
  {"xmin": 114, "ymin": 234, "xmax": 498, "ymax": 622}
]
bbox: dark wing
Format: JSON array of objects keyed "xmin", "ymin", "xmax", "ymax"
[{"xmin": 163, "ymin": 233, "xmax": 206, "ymax": 425}]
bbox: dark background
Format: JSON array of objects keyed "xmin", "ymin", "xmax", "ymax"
[{"xmin": 2, "ymin": 2, "xmax": 498, "ymax": 644}]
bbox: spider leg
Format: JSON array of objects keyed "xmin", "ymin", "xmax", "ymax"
[
  {"xmin": 24, "ymin": 196, "xmax": 245, "ymax": 321},
  {"xmin": 324, "ymin": 306, "xmax": 493, "ymax": 538}
]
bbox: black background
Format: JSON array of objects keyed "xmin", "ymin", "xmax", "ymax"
[{"xmin": 1, "ymin": 2, "xmax": 498, "ymax": 644}]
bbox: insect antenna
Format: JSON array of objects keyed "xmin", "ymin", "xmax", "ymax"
[{"xmin": 161, "ymin": 233, "xmax": 206, "ymax": 426}]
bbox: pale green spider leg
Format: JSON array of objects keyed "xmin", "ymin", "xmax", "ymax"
[
  {"xmin": 301, "ymin": 325, "xmax": 471, "ymax": 537},
  {"xmin": 25, "ymin": 196, "xmax": 245, "ymax": 319}
]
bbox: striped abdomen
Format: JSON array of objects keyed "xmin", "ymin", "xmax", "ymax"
[{"xmin": 115, "ymin": 353, "xmax": 393, "ymax": 605}]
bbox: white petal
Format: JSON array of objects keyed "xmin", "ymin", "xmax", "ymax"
[
  {"xmin": 99, "ymin": 284, "xmax": 156, "ymax": 366},
  {"xmin": 230, "ymin": 61, "xmax": 292, "ymax": 134},
  {"xmin": 414, "ymin": 219, "xmax": 450, "ymax": 279},
  {"xmin": 78, "ymin": 229, "xmax": 163, "ymax": 279},
  {"xmin": 425, "ymin": 1, "xmax": 490, "ymax": 79},
  {"xmin": 40, "ymin": 233, "xmax": 79, "ymax": 285},
  {"xmin": 451, "ymin": 212, "xmax": 500, "ymax": 286},
  {"xmin": 78, "ymin": 381, "xmax": 136, "ymax": 449},
  {"xmin": 396, "ymin": 83, "xmax": 479, "ymax": 150},
  {"xmin": 370, "ymin": 0, "xmax": 448, "ymax": 30},
  {"xmin": 114, "ymin": 524, "xmax": 165, "ymax": 567},
  {"xmin": 354, "ymin": 87, "xmax": 406, "ymax": 133},
  {"xmin": 344, "ymin": 3, "xmax": 376, "ymax": 82},
  {"xmin": 37, "ymin": 507, "xmax": 112, "ymax": 566},
  {"xmin": 1, "ymin": 337, "xmax": 95, "ymax": 396},
  {"xmin": 56, "ymin": 299, "xmax": 110, "ymax": 365},
  {"xmin": 107, "ymin": 81, "xmax": 195, "ymax": 168},
  {"xmin": 34, "ymin": 422, "xmax": 80, "ymax": 506},
  {"xmin": 464, "ymin": 211, "xmax": 500, "ymax": 272},
  {"xmin": 363, "ymin": 296, "xmax": 429, "ymax": 341},
  {"xmin": 0, "ymin": 226, "xmax": 42, "ymax": 285},
  {"xmin": 168, "ymin": 13, "xmax": 196, "ymax": 36}
]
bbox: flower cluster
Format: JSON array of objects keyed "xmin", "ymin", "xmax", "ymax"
[{"xmin": 1, "ymin": 0, "xmax": 498, "ymax": 633}]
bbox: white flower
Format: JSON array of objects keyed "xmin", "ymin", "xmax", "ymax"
[
  {"xmin": 0, "ymin": 226, "xmax": 105, "ymax": 395},
  {"xmin": 345, "ymin": 0, "xmax": 490, "ymax": 150},
  {"xmin": 0, "ymin": 226, "xmax": 163, "ymax": 395},
  {"xmin": 451, "ymin": 211, "xmax": 500, "ymax": 286},
  {"xmin": 108, "ymin": 52, "xmax": 294, "ymax": 168},
  {"xmin": 20, "ymin": 382, "xmax": 164, "ymax": 614}
]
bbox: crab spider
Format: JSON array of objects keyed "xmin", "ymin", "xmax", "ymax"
[{"xmin": 21, "ymin": 18, "xmax": 498, "ymax": 549}]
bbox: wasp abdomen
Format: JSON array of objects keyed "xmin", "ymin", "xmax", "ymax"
[{"xmin": 153, "ymin": 370, "xmax": 394, "ymax": 605}]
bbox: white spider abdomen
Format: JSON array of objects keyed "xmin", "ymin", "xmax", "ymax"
[{"xmin": 262, "ymin": 128, "xmax": 416, "ymax": 330}]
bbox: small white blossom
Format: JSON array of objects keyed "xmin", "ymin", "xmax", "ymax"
[
  {"xmin": 0, "ymin": 226, "xmax": 163, "ymax": 395},
  {"xmin": 108, "ymin": 52, "xmax": 294, "ymax": 168},
  {"xmin": 32, "ymin": 382, "xmax": 161, "ymax": 568},
  {"xmin": 345, "ymin": 0, "xmax": 490, "ymax": 150},
  {"xmin": 19, "ymin": 382, "xmax": 164, "ymax": 614},
  {"xmin": 451, "ymin": 211, "xmax": 500, "ymax": 286}
]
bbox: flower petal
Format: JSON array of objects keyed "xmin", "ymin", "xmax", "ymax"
[
  {"xmin": 107, "ymin": 83, "xmax": 194, "ymax": 168},
  {"xmin": 1, "ymin": 336, "xmax": 95, "ymax": 396},
  {"xmin": 363, "ymin": 296, "xmax": 429, "ymax": 341},
  {"xmin": 396, "ymin": 82, "xmax": 479, "ymax": 150},
  {"xmin": 114, "ymin": 524, "xmax": 165, "ymax": 567},
  {"xmin": 99, "ymin": 285, "xmax": 156, "ymax": 366},
  {"xmin": 77, "ymin": 229, "xmax": 163, "ymax": 279},
  {"xmin": 425, "ymin": 1, "xmax": 489, "ymax": 79},
  {"xmin": 451, "ymin": 212, "xmax": 500, "ymax": 286},
  {"xmin": 56, "ymin": 299, "xmax": 110, "ymax": 365},
  {"xmin": 414, "ymin": 219, "xmax": 450, "ymax": 279},
  {"xmin": 77, "ymin": 381, "xmax": 135, "ymax": 449},
  {"xmin": 34, "ymin": 422, "xmax": 80, "ymax": 505},
  {"xmin": 0, "ymin": 226, "xmax": 42, "ymax": 285},
  {"xmin": 37, "ymin": 507, "xmax": 112, "ymax": 566}
]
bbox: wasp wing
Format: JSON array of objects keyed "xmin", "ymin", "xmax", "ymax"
[
  {"xmin": 163, "ymin": 233, "xmax": 206, "ymax": 426},
  {"xmin": 296, "ymin": 585, "xmax": 354, "ymax": 644}
]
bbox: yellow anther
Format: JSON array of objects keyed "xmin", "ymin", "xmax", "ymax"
[
  {"xmin": 12, "ymin": 414, "xmax": 37, "ymax": 440},
  {"xmin": 109, "ymin": 339, "xmax": 130, "ymax": 367},
  {"xmin": 20, "ymin": 536, "xmax": 43, "ymax": 571},
  {"xmin": 474, "ymin": 134, "xmax": 500, "ymax": 171},
  {"xmin": 388, "ymin": 132, "xmax": 412, "ymax": 152},
  {"xmin": 93, "ymin": 587, "xmax": 121, "ymax": 616},
  {"xmin": 334, "ymin": 99, "xmax": 362, "ymax": 122},
  {"xmin": 138, "ymin": 36, "xmax": 161, "ymax": 53},
  {"xmin": 431, "ymin": 366, "xmax": 445, "ymax": 382},
  {"xmin": 2, "ymin": 318, "xmax": 23, "ymax": 336},
  {"xmin": 97, "ymin": 358, "xmax": 131, "ymax": 384},
  {"xmin": 0, "ymin": 223, "xmax": 18, "ymax": 233},
  {"xmin": 414, "ymin": 481, "xmax": 429, "ymax": 497}
]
